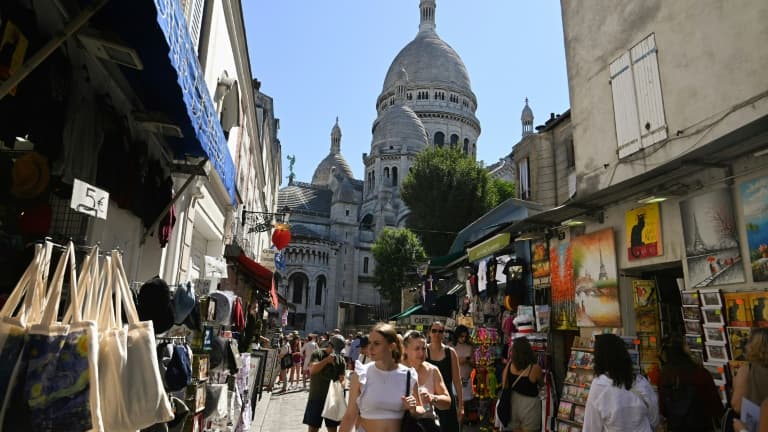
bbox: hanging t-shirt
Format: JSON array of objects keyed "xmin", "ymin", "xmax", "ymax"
[
  {"xmin": 487, "ymin": 258, "xmax": 498, "ymax": 296},
  {"xmin": 478, "ymin": 258, "xmax": 488, "ymax": 293}
]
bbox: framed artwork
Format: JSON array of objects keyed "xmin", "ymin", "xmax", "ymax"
[
  {"xmin": 686, "ymin": 334, "xmax": 704, "ymax": 350},
  {"xmin": 703, "ymin": 361, "xmax": 728, "ymax": 383},
  {"xmin": 727, "ymin": 327, "xmax": 752, "ymax": 361},
  {"xmin": 192, "ymin": 354, "xmax": 209, "ymax": 381},
  {"xmin": 702, "ymin": 308, "xmax": 726, "ymax": 326},
  {"xmin": 705, "ymin": 343, "xmax": 729, "ymax": 362},
  {"xmin": 704, "ymin": 326, "xmax": 726, "ymax": 343},
  {"xmin": 724, "ymin": 292, "xmax": 754, "ymax": 326},
  {"xmin": 557, "ymin": 423, "xmax": 570, "ymax": 432},
  {"xmin": 699, "ymin": 289, "xmax": 723, "ymax": 307},
  {"xmin": 626, "ymin": 203, "xmax": 663, "ymax": 261},
  {"xmin": 202, "ymin": 326, "xmax": 214, "ymax": 351},
  {"xmin": 636, "ymin": 308, "xmax": 658, "ymax": 333},
  {"xmin": 261, "ymin": 348, "xmax": 279, "ymax": 390},
  {"xmin": 684, "ymin": 319, "xmax": 702, "ymax": 335},
  {"xmin": 573, "ymin": 405, "xmax": 585, "ymax": 423},
  {"xmin": 681, "ymin": 291, "xmax": 700, "ymax": 306},
  {"xmin": 572, "ymin": 228, "xmax": 621, "ymax": 327},
  {"xmin": 680, "ymin": 188, "xmax": 746, "ymax": 287},
  {"xmin": 682, "ymin": 306, "xmax": 702, "ymax": 321},
  {"xmin": 748, "ymin": 291, "xmax": 768, "ymax": 327},
  {"xmin": 557, "ymin": 401, "xmax": 573, "ymax": 419},
  {"xmin": 739, "ymin": 176, "xmax": 768, "ymax": 282},
  {"xmin": 690, "ymin": 349, "xmax": 704, "ymax": 365},
  {"xmin": 633, "ymin": 279, "xmax": 658, "ymax": 308},
  {"xmin": 250, "ymin": 350, "xmax": 268, "ymax": 413}
]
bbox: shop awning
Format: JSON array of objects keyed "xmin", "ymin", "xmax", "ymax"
[
  {"xmin": 235, "ymin": 252, "xmax": 273, "ymax": 292},
  {"xmin": 388, "ymin": 304, "xmax": 423, "ymax": 321},
  {"xmin": 448, "ymin": 198, "xmax": 544, "ymax": 256},
  {"xmin": 94, "ymin": 0, "xmax": 236, "ymax": 203}
]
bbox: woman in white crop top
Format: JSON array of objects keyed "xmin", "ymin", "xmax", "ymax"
[
  {"xmin": 339, "ymin": 323, "xmax": 424, "ymax": 432},
  {"xmin": 402, "ymin": 330, "xmax": 451, "ymax": 431}
]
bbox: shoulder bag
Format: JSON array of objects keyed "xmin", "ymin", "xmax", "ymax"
[
  {"xmin": 496, "ymin": 364, "xmax": 530, "ymax": 427},
  {"xmin": 400, "ymin": 370, "xmax": 440, "ymax": 432}
]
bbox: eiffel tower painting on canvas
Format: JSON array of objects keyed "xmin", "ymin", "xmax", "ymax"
[{"xmin": 680, "ymin": 188, "xmax": 745, "ymax": 287}]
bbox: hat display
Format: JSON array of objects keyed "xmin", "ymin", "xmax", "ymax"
[
  {"xmin": 173, "ymin": 282, "xmax": 195, "ymax": 324},
  {"xmin": 137, "ymin": 277, "xmax": 175, "ymax": 334},
  {"xmin": 209, "ymin": 291, "xmax": 235, "ymax": 326},
  {"xmin": 164, "ymin": 344, "xmax": 192, "ymax": 391},
  {"xmin": 11, "ymin": 152, "xmax": 49, "ymax": 199}
]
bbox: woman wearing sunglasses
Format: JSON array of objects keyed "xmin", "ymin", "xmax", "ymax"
[{"xmin": 427, "ymin": 322, "xmax": 463, "ymax": 431}]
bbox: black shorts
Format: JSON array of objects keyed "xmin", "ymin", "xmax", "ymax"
[{"xmin": 303, "ymin": 398, "xmax": 341, "ymax": 428}]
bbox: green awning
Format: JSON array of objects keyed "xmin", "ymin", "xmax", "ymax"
[
  {"xmin": 388, "ymin": 304, "xmax": 423, "ymax": 321},
  {"xmin": 429, "ymin": 250, "xmax": 466, "ymax": 268}
]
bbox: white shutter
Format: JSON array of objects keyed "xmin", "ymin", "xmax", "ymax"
[
  {"xmin": 518, "ymin": 158, "xmax": 530, "ymax": 200},
  {"xmin": 187, "ymin": 0, "xmax": 205, "ymax": 53},
  {"xmin": 189, "ymin": 232, "xmax": 207, "ymax": 281},
  {"xmin": 610, "ymin": 52, "xmax": 641, "ymax": 158},
  {"xmin": 630, "ymin": 34, "xmax": 667, "ymax": 148}
]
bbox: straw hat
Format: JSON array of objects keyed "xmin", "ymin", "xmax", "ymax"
[{"xmin": 11, "ymin": 152, "xmax": 49, "ymax": 199}]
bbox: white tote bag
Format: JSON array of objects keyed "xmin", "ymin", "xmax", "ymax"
[
  {"xmin": 321, "ymin": 380, "xmax": 347, "ymax": 421},
  {"xmin": 24, "ymin": 242, "xmax": 104, "ymax": 432},
  {"xmin": 97, "ymin": 250, "xmax": 173, "ymax": 431},
  {"xmin": 0, "ymin": 242, "xmax": 50, "ymax": 427}
]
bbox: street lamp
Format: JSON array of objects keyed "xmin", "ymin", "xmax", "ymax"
[{"xmin": 241, "ymin": 205, "xmax": 291, "ymax": 233}]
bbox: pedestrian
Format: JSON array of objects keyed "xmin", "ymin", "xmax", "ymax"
[
  {"xmin": 402, "ymin": 330, "xmax": 451, "ymax": 432},
  {"xmin": 583, "ymin": 333, "xmax": 659, "ymax": 431},
  {"xmin": 303, "ymin": 338, "xmax": 346, "ymax": 432},
  {"xmin": 452, "ymin": 325, "xmax": 475, "ymax": 425},
  {"xmin": 500, "ymin": 336, "xmax": 543, "ymax": 432},
  {"xmin": 426, "ymin": 321, "xmax": 463, "ymax": 431},
  {"xmin": 356, "ymin": 336, "xmax": 372, "ymax": 365},
  {"xmin": 277, "ymin": 336, "xmax": 291, "ymax": 393},
  {"xmin": 348, "ymin": 332, "xmax": 362, "ymax": 365},
  {"xmin": 290, "ymin": 333, "xmax": 303, "ymax": 388},
  {"xmin": 339, "ymin": 322, "xmax": 424, "ymax": 432},
  {"xmin": 302, "ymin": 334, "xmax": 318, "ymax": 389},
  {"xmin": 658, "ymin": 335, "xmax": 723, "ymax": 431},
  {"xmin": 732, "ymin": 328, "xmax": 768, "ymax": 415}
]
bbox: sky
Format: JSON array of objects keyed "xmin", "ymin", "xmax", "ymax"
[{"xmin": 242, "ymin": 1, "xmax": 570, "ymax": 184}]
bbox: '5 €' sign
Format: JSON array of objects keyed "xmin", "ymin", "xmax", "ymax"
[{"xmin": 70, "ymin": 178, "xmax": 109, "ymax": 220}]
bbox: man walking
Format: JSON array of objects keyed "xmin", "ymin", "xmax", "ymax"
[
  {"xmin": 301, "ymin": 334, "xmax": 318, "ymax": 389},
  {"xmin": 303, "ymin": 338, "xmax": 346, "ymax": 432}
]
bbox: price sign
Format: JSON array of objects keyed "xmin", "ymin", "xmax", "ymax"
[{"xmin": 70, "ymin": 179, "xmax": 108, "ymax": 220}]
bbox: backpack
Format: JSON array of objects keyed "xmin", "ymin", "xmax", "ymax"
[{"xmin": 661, "ymin": 376, "xmax": 696, "ymax": 430}]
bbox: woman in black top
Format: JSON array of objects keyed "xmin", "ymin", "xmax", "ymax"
[
  {"xmin": 427, "ymin": 321, "xmax": 463, "ymax": 432},
  {"xmin": 501, "ymin": 337, "xmax": 542, "ymax": 432}
]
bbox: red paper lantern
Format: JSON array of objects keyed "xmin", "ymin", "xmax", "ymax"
[{"xmin": 272, "ymin": 223, "xmax": 292, "ymax": 250}]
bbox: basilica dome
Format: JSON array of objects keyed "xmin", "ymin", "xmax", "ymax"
[
  {"xmin": 382, "ymin": 31, "xmax": 471, "ymax": 93},
  {"xmin": 371, "ymin": 103, "xmax": 427, "ymax": 152},
  {"xmin": 311, "ymin": 153, "xmax": 354, "ymax": 185}
]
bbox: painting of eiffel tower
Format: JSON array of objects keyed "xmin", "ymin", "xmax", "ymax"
[{"xmin": 680, "ymin": 188, "xmax": 745, "ymax": 287}]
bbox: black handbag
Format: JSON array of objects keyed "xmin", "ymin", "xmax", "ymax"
[
  {"xmin": 400, "ymin": 370, "xmax": 440, "ymax": 432},
  {"xmin": 497, "ymin": 364, "xmax": 529, "ymax": 427}
]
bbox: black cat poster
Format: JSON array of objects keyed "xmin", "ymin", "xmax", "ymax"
[{"xmin": 625, "ymin": 203, "xmax": 662, "ymax": 261}]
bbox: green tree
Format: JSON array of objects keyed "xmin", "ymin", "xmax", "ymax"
[
  {"xmin": 371, "ymin": 228, "xmax": 427, "ymax": 305},
  {"xmin": 401, "ymin": 147, "xmax": 515, "ymax": 255}
]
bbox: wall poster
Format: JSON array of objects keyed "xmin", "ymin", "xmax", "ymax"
[
  {"xmin": 550, "ymin": 239, "xmax": 576, "ymax": 330},
  {"xmin": 531, "ymin": 239, "xmax": 551, "ymax": 289},
  {"xmin": 680, "ymin": 188, "xmax": 745, "ymax": 288},
  {"xmin": 739, "ymin": 176, "xmax": 768, "ymax": 282},
  {"xmin": 625, "ymin": 202, "xmax": 663, "ymax": 261},
  {"xmin": 572, "ymin": 228, "xmax": 621, "ymax": 327}
]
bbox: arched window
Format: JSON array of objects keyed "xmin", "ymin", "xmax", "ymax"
[
  {"xmin": 463, "ymin": 138, "xmax": 469, "ymax": 154},
  {"xmin": 450, "ymin": 134, "xmax": 459, "ymax": 146},
  {"xmin": 289, "ymin": 273, "xmax": 309, "ymax": 304},
  {"xmin": 434, "ymin": 132, "xmax": 445, "ymax": 147},
  {"xmin": 363, "ymin": 257, "xmax": 369, "ymax": 274},
  {"xmin": 315, "ymin": 276, "xmax": 326, "ymax": 305},
  {"xmin": 392, "ymin": 167, "xmax": 398, "ymax": 186},
  {"xmin": 384, "ymin": 167, "xmax": 390, "ymax": 178},
  {"xmin": 361, "ymin": 214, "xmax": 374, "ymax": 231}
]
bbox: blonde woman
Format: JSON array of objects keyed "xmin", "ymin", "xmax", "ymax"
[
  {"xmin": 732, "ymin": 328, "xmax": 768, "ymax": 415},
  {"xmin": 339, "ymin": 323, "xmax": 424, "ymax": 432},
  {"xmin": 402, "ymin": 330, "xmax": 451, "ymax": 432}
]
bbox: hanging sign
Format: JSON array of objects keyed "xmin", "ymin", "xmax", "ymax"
[
  {"xmin": 204, "ymin": 256, "xmax": 228, "ymax": 279},
  {"xmin": 260, "ymin": 248, "xmax": 276, "ymax": 272},
  {"xmin": 70, "ymin": 178, "xmax": 108, "ymax": 220}
]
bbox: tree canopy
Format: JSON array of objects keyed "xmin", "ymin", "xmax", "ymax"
[
  {"xmin": 371, "ymin": 227, "xmax": 427, "ymax": 305},
  {"xmin": 400, "ymin": 147, "xmax": 515, "ymax": 255}
]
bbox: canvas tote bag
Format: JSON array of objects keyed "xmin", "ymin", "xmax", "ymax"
[
  {"xmin": 0, "ymin": 242, "xmax": 51, "ymax": 426},
  {"xmin": 97, "ymin": 250, "xmax": 173, "ymax": 430},
  {"xmin": 24, "ymin": 242, "xmax": 104, "ymax": 431}
]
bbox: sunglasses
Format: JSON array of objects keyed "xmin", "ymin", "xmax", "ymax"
[{"xmin": 430, "ymin": 329, "xmax": 444, "ymax": 334}]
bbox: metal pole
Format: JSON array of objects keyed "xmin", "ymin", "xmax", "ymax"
[{"xmin": 0, "ymin": 0, "xmax": 110, "ymax": 101}]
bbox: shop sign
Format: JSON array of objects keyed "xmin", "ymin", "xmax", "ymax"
[
  {"xmin": 409, "ymin": 314, "xmax": 448, "ymax": 326},
  {"xmin": 70, "ymin": 178, "xmax": 108, "ymax": 220},
  {"xmin": 204, "ymin": 256, "xmax": 227, "ymax": 279},
  {"xmin": 260, "ymin": 248, "xmax": 276, "ymax": 271},
  {"xmin": 467, "ymin": 233, "xmax": 510, "ymax": 262},
  {"xmin": 625, "ymin": 203, "xmax": 663, "ymax": 261}
]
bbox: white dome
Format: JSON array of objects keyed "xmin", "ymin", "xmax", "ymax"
[
  {"xmin": 371, "ymin": 104, "xmax": 428, "ymax": 152},
  {"xmin": 312, "ymin": 153, "xmax": 354, "ymax": 185}
]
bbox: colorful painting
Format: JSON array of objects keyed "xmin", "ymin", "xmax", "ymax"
[
  {"xmin": 550, "ymin": 239, "xmax": 577, "ymax": 330},
  {"xmin": 632, "ymin": 279, "xmax": 658, "ymax": 308},
  {"xmin": 626, "ymin": 203, "xmax": 663, "ymax": 261},
  {"xmin": 749, "ymin": 291, "xmax": 768, "ymax": 327},
  {"xmin": 572, "ymin": 229, "xmax": 621, "ymax": 327},
  {"xmin": 724, "ymin": 292, "xmax": 753, "ymax": 327},
  {"xmin": 680, "ymin": 188, "xmax": 746, "ymax": 287},
  {"xmin": 727, "ymin": 327, "xmax": 752, "ymax": 361},
  {"xmin": 740, "ymin": 176, "xmax": 768, "ymax": 281},
  {"xmin": 531, "ymin": 239, "xmax": 551, "ymax": 289}
]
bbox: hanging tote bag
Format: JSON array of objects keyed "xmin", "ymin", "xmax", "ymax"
[
  {"xmin": 321, "ymin": 379, "xmax": 347, "ymax": 421},
  {"xmin": 109, "ymin": 250, "xmax": 174, "ymax": 429},
  {"xmin": 0, "ymin": 242, "xmax": 50, "ymax": 426},
  {"xmin": 24, "ymin": 242, "xmax": 104, "ymax": 432}
]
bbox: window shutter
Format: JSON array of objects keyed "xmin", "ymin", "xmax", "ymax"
[
  {"xmin": 610, "ymin": 52, "xmax": 641, "ymax": 158},
  {"xmin": 187, "ymin": 0, "xmax": 205, "ymax": 53},
  {"xmin": 630, "ymin": 34, "xmax": 667, "ymax": 148},
  {"xmin": 518, "ymin": 158, "xmax": 530, "ymax": 200}
]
